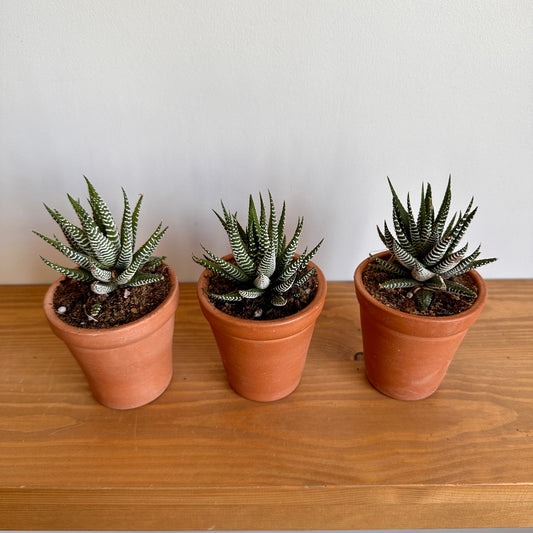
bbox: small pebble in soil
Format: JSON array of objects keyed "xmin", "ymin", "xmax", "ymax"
[{"xmin": 57, "ymin": 306, "xmax": 67, "ymax": 314}]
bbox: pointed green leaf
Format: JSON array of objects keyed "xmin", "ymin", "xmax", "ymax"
[
  {"xmin": 369, "ymin": 254, "xmax": 408, "ymax": 276},
  {"xmin": 443, "ymin": 279, "xmax": 477, "ymax": 297},
  {"xmin": 67, "ymin": 194, "xmax": 117, "ymax": 267},
  {"xmin": 271, "ymin": 293, "xmax": 287, "ymax": 307},
  {"xmin": 33, "ymin": 230, "xmax": 94, "ymax": 270},
  {"xmin": 91, "ymin": 281, "xmax": 118, "ymax": 295},
  {"xmin": 115, "ymin": 225, "xmax": 167, "ymax": 284},
  {"xmin": 131, "ymin": 193, "xmax": 143, "ymax": 250},
  {"xmin": 206, "ymin": 290, "xmax": 243, "ymax": 302},
  {"xmin": 417, "ymin": 289, "xmax": 434, "ymax": 311},
  {"xmin": 380, "ymin": 278, "xmax": 420, "ymax": 289},
  {"xmin": 294, "ymin": 266, "xmax": 316, "ymax": 288},
  {"xmin": 43, "ymin": 204, "xmax": 93, "ymax": 255},
  {"xmin": 127, "ymin": 272, "xmax": 163, "ymax": 287},
  {"xmin": 40, "ymin": 257, "xmax": 93, "ymax": 282},
  {"xmin": 84, "ymin": 176, "xmax": 120, "ymax": 250},
  {"xmin": 116, "ymin": 188, "xmax": 133, "ymax": 270},
  {"xmin": 239, "ymin": 287, "xmax": 264, "ymax": 299},
  {"xmin": 228, "ymin": 215, "xmax": 256, "ymax": 276}
]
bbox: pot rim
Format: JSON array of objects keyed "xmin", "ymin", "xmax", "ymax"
[
  {"xmin": 354, "ymin": 251, "xmax": 488, "ymax": 325},
  {"xmin": 196, "ymin": 256, "xmax": 327, "ymax": 329},
  {"xmin": 43, "ymin": 264, "xmax": 179, "ymax": 339}
]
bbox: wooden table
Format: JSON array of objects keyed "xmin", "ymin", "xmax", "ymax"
[{"xmin": 1, "ymin": 280, "xmax": 532, "ymax": 530}]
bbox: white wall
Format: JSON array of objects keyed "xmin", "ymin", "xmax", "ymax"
[{"xmin": 1, "ymin": 0, "xmax": 532, "ymax": 284}]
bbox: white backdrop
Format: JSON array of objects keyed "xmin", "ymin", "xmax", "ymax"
[{"xmin": 1, "ymin": 0, "xmax": 532, "ymax": 284}]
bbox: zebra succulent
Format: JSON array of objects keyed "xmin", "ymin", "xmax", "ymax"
[
  {"xmin": 193, "ymin": 192, "xmax": 323, "ymax": 307},
  {"xmin": 371, "ymin": 177, "xmax": 497, "ymax": 312},
  {"xmin": 34, "ymin": 177, "xmax": 168, "ymax": 313}
]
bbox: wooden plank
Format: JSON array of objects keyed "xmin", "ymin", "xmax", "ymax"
[
  {"xmin": 0, "ymin": 280, "xmax": 532, "ymax": 529},
  {"xmin": 2, "ymin": 486, "xmax": 533, "ymax": 530}
]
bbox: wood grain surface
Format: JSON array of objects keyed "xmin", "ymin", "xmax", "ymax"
[{"xmin": 1, "ymin": 280, "xmax": 532, "ymax": 529}]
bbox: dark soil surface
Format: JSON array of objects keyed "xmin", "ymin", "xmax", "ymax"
[
  {"xmin": 206, "ymin": 268, "xmax": 319, "ymax": 320},
  {"xmin": 363, "ymin": 263, "xmax": 478, "ymax": 317},
  {"xmin": 52, "ymin": 264, "xmax": 171, "ymax": 329}
]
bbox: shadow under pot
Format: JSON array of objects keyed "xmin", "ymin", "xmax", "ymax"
[{"xmin": 353, "ymin": 252, "xmax": 488, "ymax": 401}]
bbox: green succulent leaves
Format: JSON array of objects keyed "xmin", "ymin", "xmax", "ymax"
[
  {"xmin": 372, "ymin": 177, "xmax": 497, "ymax": 312},
  {"xmin": 193, "ymin": 192, "xmax": 323, "ymax": 307},
  {"xmin": 35, "ymin": 177, "xmax": 167, "ymax": 299}
]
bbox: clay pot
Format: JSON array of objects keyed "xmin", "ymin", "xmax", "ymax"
[
  {"xmin": 354, "ymin": 252, "xmax": 488, "ymax": 401},
  {"xmin": 197, "ymin": 258, "xmax": 327, "ymax": 402},
  {"xmin": 43, "ymin": 266, "xmax": 179, "ymax": 409}
]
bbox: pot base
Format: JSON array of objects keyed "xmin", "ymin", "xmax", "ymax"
[
  {"xmin": 91, "ymin": 368, "xmax": 174, "ymax": 410},
  {"xmin": 365, "ymin": 371, "xmax": 439, "ymax": 401}
]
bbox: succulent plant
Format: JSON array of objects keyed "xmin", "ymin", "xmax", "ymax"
[
  {"xmin": 193, "ymin": 192, "xmax": 323, "ymax": 307},
  {"xmin": 371, "ymin": 176, "xmax": 497, "ymax": 312},
  {"xmin": 34, "ymin": 177, "xmax": 167, "ymax": 314}
]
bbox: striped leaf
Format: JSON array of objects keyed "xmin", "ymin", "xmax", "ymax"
[
  {"xmin": 115, "ymin": 189, "xmax": 134, "ymax": 270},
  {"xmin": 84, "ymin": 176, "xmax": 120, "ymax": 251},
  {"xmin": 131, "ymin": 194, "xmax": 143, "ymax": 250},
  {"xmin": 273, "ymin": 273, "xmax": 296, "ymax": 293},
  {"xmin": 279, "ymin": 217, "xmax": 304, "ymax": 270},
  {"xmin": 277, "ymin": 201, "xmax": 286, "ymax": 255},
  {"xmin": 278, "ymin": 238, "xmax": 323, "ymax": 284},
  {"xmin": 206, "ymin": 290, "xmax": 243, "ymax": 302},
  {"xmin": 387, "ymin": 177, "xmax": 410, "ymax": 236},
  {"xmin": 43, "ymin": 204, "xmax": 93, "ymax": 256},
  {"xmin": 254, "ymin": 271, "xmax": 271, "ymax": 290},
  {"xmin": 91, "ymin": 281, "xmax": 118, "ymax": 295},
  {"xmin": 267, "ymin": 191, "xmax": 279, "ymax": 256},
  {"xmin": 294, "ymin": 266, "xmax": 315, "ymax": 287},
  {"xmin": 193, "ymin": 256, "xmax": 246, "ymax": 283},
  {"xmin": 416, "ymin": 289, "xmax": 434, "ymax": 312},
  {"xmin": 392, "ymin": 209, "xmax": 416, "ymax": 255},
  {"xmin": 392, "ymin": 239, "xmax": 418, "ymax": 270},
  {"xmin": 445, "ymin": 256, "xmax": 497, "ymax": 278},
  {"xmin": 369, "ymin": 254, "xmax": 407, "ymax": 276},
  {"xmin": 422, "ymin": 236, "xmax": 453, "ymax": 266},
  {"xmin": 115, "ymin": 225, "xmax": 167, "ymax": 285},
  {"xmin": 258, "ymin": 241, "xmax": 276, "ymax": 279},
  {"xmin": 128, "ymin": 272, "xmax": 164, "ymax": 287},
  {"xmin": 443, "ymin": 279, "xmax": 476, "ymax": 297},
  {"xmin": 380, "ymin": 278, "xmax": 420, "ymax": 289},
  {"xmin": 68, "ymin": 194, "xmax": 117, "ymax": 267},
  {"xmin": 200, "ymin": 246, "xmax": 250, "ymax": 282},
  {"xmin": 271, "ymin": 293, "xmax": 287, "ymax": 307},
  {"xmin": 39, "ymin": 257, "xmax": 93, "ymax": 282},
  {"xmin": 239, "ymin": 287, "xmax": 264, "ymax": 299},
  {"xmin": 407, "ymin": 195, "xmax": 422, "ymax": 252},
  {"xmin": 228, "ymin": 216, "xmax": 256, "ymax": 277},
  {"xmin": 89, "ymin": 260, "xmax": 113, "ymax": 282},
  {"xmin": 446, "ymin": 207, "xmax": 478, "ymax": 255},
  {"xmin": 433, "ymin": 244, "xmax": 469, "ymax": 274},
  {"xmin": 33, "ymin": 231, "xmax": 93, "ymax": 270},
  {"xmin": 411, "ymin": 262, "xmax": 435, "ymax": 282}
]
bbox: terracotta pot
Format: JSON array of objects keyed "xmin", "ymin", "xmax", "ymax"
[
  {"xmin": 43, "ymin": 266, "xmax": 179, "ymax": 409},
  {"xmin": 197, "ymin": 258, "xmax": 327, "ymax": 402},
  {"xmin": 354, "ymin": 252, "xmax": 488, "ymax": 401}
]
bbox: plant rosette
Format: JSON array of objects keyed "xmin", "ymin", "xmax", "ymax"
[
  {"xmin": 354, "ymin": 252, "xmax": 487, "ymax": 401},
  {"xmin": 197, "ymin": 256, "xmax": 327, "ymax": 402},
  {"xmin": 43, "ymin": 265, "xmax": 179, "ymax": 409}
]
